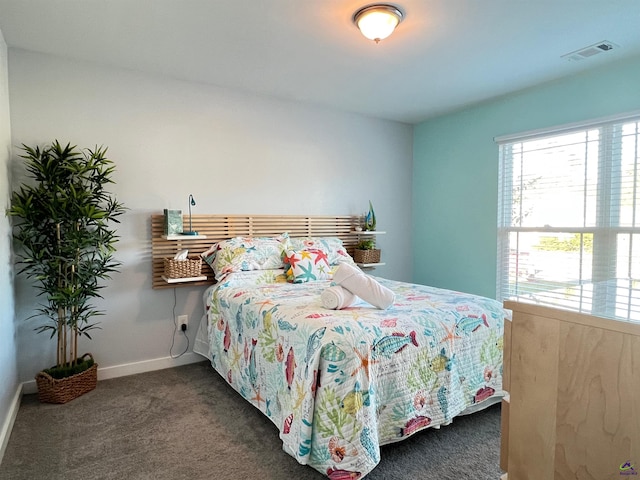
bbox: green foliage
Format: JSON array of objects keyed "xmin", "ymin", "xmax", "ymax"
[
  {"xmin": 356, "ymin": 239, "xmax": 376, "ymax": 250},
  {"xmin": 44, "ymin": 355, "xmax": 95, "ymax": 379},
  {"xmin": 406, "ymin": 350, "xmax": 436, "ymax": 392},
  {"xmin": 7, "ymin": 140, "xmax": 125, "ymax": 371},
  {"xmin": 258, "ymin": 316, "xmax": 277, "ymax": 363},
  {"xmin": 480, "ymin": 330, "xmax": 501, "ymax": 366},
  {"xmin": 314, "ymin": 386, "xmax": 350, "ymax": 439},
  {"xmin": 534, "ymin": 233, "xmax": 593, "ymax": 253}
]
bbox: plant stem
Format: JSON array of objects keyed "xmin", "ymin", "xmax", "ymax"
[
  {"xmin": 56, "ymin": 223, "xmax": 65, "ymax": 367},
  {"xmin": 72, "ymin": 260, "xmax": 77, "ymax": 366}
]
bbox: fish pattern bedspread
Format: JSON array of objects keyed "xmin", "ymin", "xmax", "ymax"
[{"xmin": 203, "ymin": 269, "xmax": 506, "ymax": 479}]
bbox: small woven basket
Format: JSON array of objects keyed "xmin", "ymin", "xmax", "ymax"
[
  {"xmin": 164, "ymin": 256, "xmax": 202, "ymax": 278},
  {"xmin": 354, "ymin": 249, "xmax": 381, "ymax": 264},
  {"xmin": 35, "ymin": 353, "xmax": 98, "ymax": 404}
]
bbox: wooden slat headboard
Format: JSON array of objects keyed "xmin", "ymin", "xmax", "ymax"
[{"xmin": 151, "ymin": 214, "xmax": 363, "ymax": 289}]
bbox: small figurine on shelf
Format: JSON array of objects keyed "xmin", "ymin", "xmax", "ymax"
[{"xmin": 364, "ymin": 200, "xmax": 376, "ymax": 231}]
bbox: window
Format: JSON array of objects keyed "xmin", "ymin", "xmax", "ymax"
[{"xmin": 497, "ymin": 112, "xmax": 640, "ymax": 322}]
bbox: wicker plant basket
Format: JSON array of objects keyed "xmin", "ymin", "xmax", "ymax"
[
  {"xmin": 354, "ymin": 248, "xmax": 381, "ymax": 264},
  {"xmin": 35, "ymin": 353, "xmax": 98, "ymax": 404},
  {"xmin": 164, "ymin": 256, "xmax": 202, "ymax": 278}
]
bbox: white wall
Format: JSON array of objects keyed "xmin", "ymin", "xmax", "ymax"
[
  {"xmin": 8, "ymin": 49, "xmax": 413, "ymax": 383},
  {"xmin": 0, "ymin": 29, "xmax": 19, "ymax": 461}
]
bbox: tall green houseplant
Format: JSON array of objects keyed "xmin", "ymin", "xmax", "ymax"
[{"xmin": 8, "ymin": 140, "xmax": 125, "ymax": 381}]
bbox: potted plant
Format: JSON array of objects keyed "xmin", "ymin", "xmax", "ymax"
[
  {"xmin": 8, "ymin": 140, "xmax": 125, "ymax": 403},
  {"xmin": 354, "ymin": 238, "xmax": 381, "ymax": 264}
]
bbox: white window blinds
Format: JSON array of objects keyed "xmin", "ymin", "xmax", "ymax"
[{"xmin": 497, "ymin": 113, "xmax": 640, "ymax": 322}]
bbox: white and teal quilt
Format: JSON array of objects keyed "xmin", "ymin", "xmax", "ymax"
[{"xmin": 203, "ymin": 269, "xmax": 506, "ymax": 479}]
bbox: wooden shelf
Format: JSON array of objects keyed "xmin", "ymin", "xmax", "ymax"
[
  {"xmin": 357, "ymin": 262, "xmax": 386, "ymax": 268},
  {"xmin": 161, "ymin": 275, "xmax": 208, "ymax": 284},
  {"xmin": 162, "ymin": 234, "xmax": 208, "ymax": 240},
  {"xmin": 151, "ymin": 214, "xmax": 364, "ymax": 289}
]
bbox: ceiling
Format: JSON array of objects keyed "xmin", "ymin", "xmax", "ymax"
[{"xmin": 0, "ymin": 0, "xmax": 639, "ymax": 124}]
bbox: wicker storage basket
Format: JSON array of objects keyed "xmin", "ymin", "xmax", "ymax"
[
  {"xmin": 35, "ymin": 353, "xmax": 98, "ymax": 404},
  {"xmin": 164, "ymin": 256, "xmax": 202, "ymax": 278},
  {"xmin": 354, "ymin": 248, "xmax": 381, "ymax": 264}
]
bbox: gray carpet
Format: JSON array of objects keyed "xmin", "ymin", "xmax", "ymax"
[{"xmin": 0, "ymin": 362, "xmax": 503, "ymax": 479}]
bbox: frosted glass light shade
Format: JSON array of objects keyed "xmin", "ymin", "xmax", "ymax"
[{"xmin": 354, "ymin": 5, "xmax": 403, "ymax": 43}]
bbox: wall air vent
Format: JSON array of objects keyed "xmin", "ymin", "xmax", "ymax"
[{"xmin": 561, "ymin": 40, "xmax": 620, "ymax": 62}]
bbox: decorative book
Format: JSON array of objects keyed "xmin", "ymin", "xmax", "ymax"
[{"xmin": 163, "ymin": 209, "xmax": 183, "ymax": 235}]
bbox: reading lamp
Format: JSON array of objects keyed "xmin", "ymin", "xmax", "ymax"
[{"xmin": 183, "ymin": 194, "xmax": 198, "ymax": 235}]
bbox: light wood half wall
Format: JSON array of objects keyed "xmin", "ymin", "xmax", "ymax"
[
  {"xmin": 151, "ymin": 214, "xmax": 363, "ymax": 289},
  {"xmin": 503, "ymin": 300, "xmax": 640, "ymax": 480}
]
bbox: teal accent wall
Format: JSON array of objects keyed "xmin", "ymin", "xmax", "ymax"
[{"xmin": 412, "ymin": 54, "xmax": 640, "ymax": 298}]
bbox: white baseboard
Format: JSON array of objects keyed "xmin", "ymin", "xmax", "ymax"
[
  {"xmin": 0, "ymin": 384, "xmax": 23, "ymax": 465},
  {"xmin": 21, "ymin": 352, "xmax": 205, "ymax": 395}
]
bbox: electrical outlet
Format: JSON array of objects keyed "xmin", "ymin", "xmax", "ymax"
[{"xmin": 177, "ymin": 315, "xmax": 188, "ymax": 330}]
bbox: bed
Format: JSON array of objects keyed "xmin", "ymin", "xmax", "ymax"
[{"xmin": 192, "ymin": 232, "xmax": 507, "ymax": 479}]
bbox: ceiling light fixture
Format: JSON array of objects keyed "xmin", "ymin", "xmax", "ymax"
[{"xmin": 353, "ymin": 4, "xmax": 404, "ymax": 43}]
